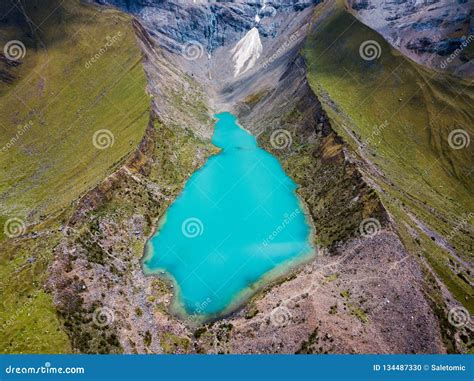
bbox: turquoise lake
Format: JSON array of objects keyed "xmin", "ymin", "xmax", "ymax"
[{"xmin": 143, "ymin": 112, "xmax": 313, "ymax": 321}]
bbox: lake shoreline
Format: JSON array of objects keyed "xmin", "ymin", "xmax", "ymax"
[{"xmin": 142, "ymin": 112, "xmax": 316, "ymax": 324}]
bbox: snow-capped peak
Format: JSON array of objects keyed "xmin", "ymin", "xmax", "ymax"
[{"xmin": 230, "ymin": 27, "xmax": 263, "ymax": 77}]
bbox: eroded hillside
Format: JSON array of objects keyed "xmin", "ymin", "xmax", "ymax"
[{"xmin": 348, "ymin": 0, "xmax": 473, "ymax": 77}]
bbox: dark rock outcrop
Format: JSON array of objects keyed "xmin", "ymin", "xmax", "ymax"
[{"xmin": 348, "ymin": 0, "xmax": 473, "ymax": 76}]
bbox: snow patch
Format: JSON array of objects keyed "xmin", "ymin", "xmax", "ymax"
[{"xmin": 231, "ymin": 27, "xmax": 263, "ymax": 77}]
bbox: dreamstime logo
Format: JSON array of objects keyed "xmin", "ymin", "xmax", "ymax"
[
  {"xmin": 448, "ymin": 307, "xmax": 471, "ymax": 328},
  {"xmin": 365, "ymin": 120, "xmax": 389, "ymax": 145},
  {"xmin": 92, "ymin": 307, "xmax": 115, "ymax": 327},
  {"xmin": 183, "ymin": 297, "xmax": 212, "ymax": 326},
  {"xmin": 440, "ymin": 34, "xmax": 473, "ymax": 70},
  {"xmin": 4, "ymin": 362, "xmax": 85, "ymax": 375},
  {"xmin": 446, "ymin": 212, "xmax": 473, "ymax": 241},
  {"xmin": 3, "ymin": 40, "xmax": 26, "ymax": 61},
  {"xmin": 181, "ymin": 41, "xmax": 204, "ymax": 61},
  {"xmin": 1, "ymin": 120, "xmax": 33, "ymax": 153},
  {"xmin": 262, "ymin": 31, "xmax": 300, "ymax": 69},
  {"xmin": 2, "ymin": 291, "xmax": 37, "ymax": 330},
  {"xmin": 359, "ymin": 218, "xmax": 381, "ymax": 238},
  {"xmin": 448, "ymin": 129, "xmax": 470, "ymax": 150},
  {"xmin": 181, "ymin": 217, "xmax": 204, "ymax": 238},
  {"xmin": 263, "ymin": 208, "xmax": 301, "ymax": 247},
  {"xmin": 270, "ymin": 306, "xmax": 292, "ymax": 327},
  {"xmin": 92, "ymin": 129, "xmax": 115, "ymax": 149},
  {"xmin": 359, "ymin": 40, "xmax": 382, "ymax": 61},
  {"xmin": 270, "ymin": 129, "xmax": 292, "ymax": 150},
  {"xmin": 4, "ymin": 217, "xmax": 26, "ymax": 238}
]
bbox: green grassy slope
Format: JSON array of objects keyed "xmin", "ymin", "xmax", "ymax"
[
  {"xmin": 304, "ymin": 0, "xmax": 473, "ymax": 312},
  {"xmin": 0, "ymin": 0, "xmax": 149, "ymax": 239},
  {"xmin": 0, "ymin": 227, "xmax": 71, "ymax": 353},
  {"xmin": 0, "ymin": 0, "xmax": 149, "ymax": 353}
]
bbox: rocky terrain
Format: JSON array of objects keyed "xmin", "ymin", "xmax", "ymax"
[
  {"xmin": 1, "ymin": 0, "xmax": 472, "ymax": 354},
  {"xmin": 348, "ymin": 0, "xmax": 473, "ymax": 77}
]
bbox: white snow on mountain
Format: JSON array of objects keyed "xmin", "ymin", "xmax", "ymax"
[{"xmin": 231, "ymin": 27, "xmax": 263, "ymax": 77}]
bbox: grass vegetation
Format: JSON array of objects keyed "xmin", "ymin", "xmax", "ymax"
[
  {"xmin": 304, "ymin": 0, "xmax": 473, "ymax": 312},
  {"xmin": 0, "ymin": 0, "xmax": 149, "ymax": 237},
  {"xmin": 0, "ymin": 228, "xmax": 71, "ymax": 353},
  {"xmin": 259, "ymin": 111, "xmax": 387, "ymax": 249},
  {"xmin": 0, "ymin": 0, "xmax": 149, "ymax": 353},
  {"xmin": 160, "ymin": 332, "xmax": 190, "ymax": 354},
  {"xmin": 46, "ymin": 111, "xmax": 214, "ymax": 353}
]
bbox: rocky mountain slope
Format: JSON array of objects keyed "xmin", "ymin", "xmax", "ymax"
[
  {"xmin": 0, "ymin": 0, "xmax": 472, "ymax": 354},
  {"xmin": 304, "ymin": 0, "xmax": 473, "ymax": 353},
  {"xmin": 0, "ymin": 0, "xmax": 153, "ymax": 353}
]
